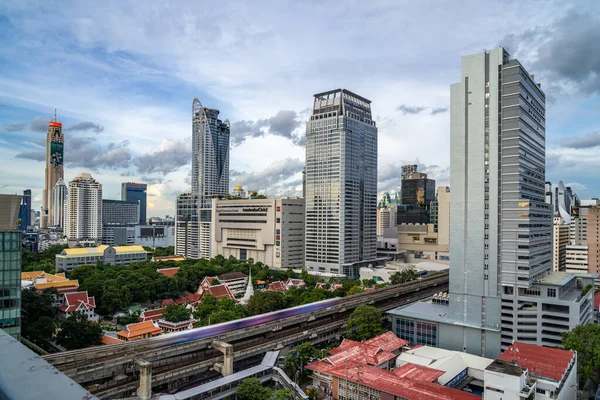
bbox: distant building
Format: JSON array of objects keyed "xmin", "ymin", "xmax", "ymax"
[
  {"xmin": 156, "ymin": 267, "xmax": 180, "ymax": 277},
  {"xmin": 42, "ymin": 119, "xmax": 64, "ymax": 228},
  {"xmin": 397, "ymin": 172, "xmax": 436, "ymax": 225},
  {"xmin": 376, "ymin": 206, "xmax": 396, "ymax": 236},
  {"xmin": 21, "ymin": 271, "xmax": 79, "ymax": 294},
  {"xmin": 231, "ymin": 185, "xmax": 246, "ymax": 198},
  {"xmin": 211, "ymin": 198, "xmax": 305, "ymax": 268},
  {"xmin": 18, "ymin": 189, "xmax": 31, "ymax": 230},
  {"xmin": 397, "ymin": 224, "xmax": 449, "ymax": 261},
  {"xmin": 0, "ymin": 194, "xmax": 23, "ymax": 338},
  {"xmin": 66, "ymin": 173, "xmax": 102, "ymax": 247},
  {"xmin": 55, "ymin": 245, "xmax": 148, "ymax": 272},
  {"xmin": 121, "ymin": 182, "xmax": 147, "ymax": 225},
  {"xmin": 117, "ymin": 321, "xmax": 162, "ymax": 341},
  {"xmin": 101, "ymin": 199, "xmax": 140, "ymax": 246},
  {"xmin": 401, "ymin": 164, "xmax": 418, "ymax": 180},
  {"xmin": 215, "ymin": 272, "xmax": 248, "ymax": 295},
  {"xmin": 51, "ymin": 178, "xmax": 67, "ymax": 229},
  {"xmin": 58, "ymin": 291, "xmax": 98, "ymax": 322},
  {"xmin": 553, "ymin": 217, "xmax": 569, "ymax": 272}
]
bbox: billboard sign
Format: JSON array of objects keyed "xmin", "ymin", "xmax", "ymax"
[{"xmin": 50, "ymin": 142, "xmax": 63, "ymax": 165}]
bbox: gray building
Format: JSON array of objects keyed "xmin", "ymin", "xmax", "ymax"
[
  {"xmin": 176, "ymin": 98, "xmax": 230, "ymax": 259},
  {"xmin": 101, "ymin": 199, "xmax": 140, "ymax": 246},
  {"xmin": 305, "ymin": 89, "xmax": 379, "ymax": 277},
  {"xmin": 0, "ymin": 194, "xmax": 23, "ymax": 339},
  {"xmin": 388, "ymin": 48, "xmax": 593, "ymax": 358},
  {"xmin": 121, "ymin": 182, "xmax": 147, "ymax": 224}
]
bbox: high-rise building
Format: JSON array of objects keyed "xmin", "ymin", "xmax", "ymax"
[
  {"xmin": 66, "ymin": 173, "xmax": 102, "ymax": 247},
  {"xmin": 176, "ymin": 98, "xmax": 230, "ymax": 259},
  {"xmin": 41, "ymin": 118, "xmax": 64, "ymax": 228},
  {"xmin": 401, "ymin": 164, "xmax": 418, "ymax": 181},
  {"xmin": 376, "ymin": 206, "xmax": 396, "ymax": 236},
  {"xmin": 553, "ymin": 217, "xmax": 569, "ymax": 272},
  {"xmin": 397, "ymin": 172, "xmax": 436, "ymax": 224},
  {"xmin": 436, "ymin": 186, "xmax": 451, "ymax": 244},
  {"xmin": 101, "ymin": 199, "xmax": 140, "ymax": 246},
  {"xmin": 389, "ymin": 48, "xmax": 593, "ymax": 358},
  {"xmin": 121, "ymin": 183, "xmax": 147, "ymax": 225},
  {"xmin": 0, "ymin": 194, "xmax": 23, "ymax": 338},
  {"xmin": 18, "ymin": 190, "xmax": 31, "ymax": 230},
  {"xmin": 555, "ymin": 181, "xmax": 572, "ymax": 223},
  {"xmin": 305, "ymin": 89, "xmax": 378, "ymax": 277},
  {"xmin": 51, "ymin": 178, "xmax": 68, "ymax": 230},
  {"xmin": 544, "ymin": 181, "xmax": 553, "ymax": 209}
]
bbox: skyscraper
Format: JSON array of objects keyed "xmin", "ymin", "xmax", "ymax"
[
  {"xmin": 66, "ymin": 173, "xmax": 102, "ymax": 247},
  {"xmin": 18, "ymin": 189, "xmax": 31, "ymax": 230},
  {"xmin": 0, "ymin": 194, "xmax": 23, "ymax": 338},
  {"xmin": 176, "ymin": 98, "xmax": 230, "ymax": 259},
  {"xmin": 101, "ymin": 199, "xmax": 140, "ymax": 245},
  {"xmin": 121, "ymin": 183, "xmax": 147, "ymax": 224},
  {"xmin": 389, "ymin": 48, "xmax": 593, "ymax": 358},
  {"xmin": 42, "ymin": 118, "xmax": 64, "ymax": 228},
  {"xmin": 304, "ymin": 89, "xmax": 378, "ymax": 277},
  {"xmin": 52, "ymin": 178, "xmax": 68, "ymax": 229},
  {"xmin": 397, "ymin": 171, "xmax": 436, "ymax": 224},
  {"xmin": 401, "ymin": 164, "xmax": 418, "ymax": 181}
]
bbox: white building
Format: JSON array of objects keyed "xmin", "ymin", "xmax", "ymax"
[
  {"xmin": 376, "ymin": 206, "xmax": 396, "ymax": 236},
  {"xmin": 211, "ymin": 198, "xmax": 304, "ymax": 268},
  {"xmin": 565, "ymin": 245, "xmax": 588, "ymax": 273},
  {"xmin": 65, "ymin": 173, "xmax": 102, "ymax": 247},
  {"xmin": 55, "ymin": 245, "xmax": 148, "ymax": 272},
  {"xmin": 51, "ymin": 178, "xmax": 67, "ymax": 229},
  {"xmin": 553, "ymin": 217, "xmax": 569, "ymax": 272}
]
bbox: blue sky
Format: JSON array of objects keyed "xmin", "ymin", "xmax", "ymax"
[{"xmin": 0, "ymin": 0, "xmax": 599, "ymax": 216}]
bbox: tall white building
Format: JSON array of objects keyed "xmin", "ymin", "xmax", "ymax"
[
  {"xmin": 66, "ymin": 173, "xmax": 102, "ymax": 247},
  {"xmin": 552, "ymin": 217, "xmax": 569, "ymax": 272},
  {"xmin": 176, "ymin": 98, "xmax": 230, "ymax": 259},
  {"xmin": 376, "ymin": 206, "xmax": 396, "ymax": 236},
  {"xmin": 305, "ymin": 89, "xmax": 378, "ymax": 277},
  {"xmin": 51, "ymin": 178, "xmax": 67, "ymax": 229}
]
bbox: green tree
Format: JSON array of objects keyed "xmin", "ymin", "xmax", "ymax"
[
  {"xmin": 390, "ymin": 269, "xmax": 418, "ymax": 285},
  {"xmin": 116, "ymin": 311, "xmax": 141, "ymax": 325},
  {"xmin": 26, "ymin": 316, "xmax": 56, "ymax": 344},
  {"xmin": 345, "ymin": 304, "xmax": 383, "ymax": 341},
  {"xmin": 362, "ymin": 279, "xmax": 376, "ymax": 288},
  {"xmin": 283, "ymin": 354, "xmax": 298, "ymax": 381},
  {"xmin": 305, "ymin": 388, "xmax": 320, "ymax": 400},
  {"xmin": 55, "ymin": 311, "xmax": 103, "ymax": 350},
  {"xmin": 347, "ymin": 286, "xmax": 365, "ymax": 296},
  {"xmin": 21, "ymin": 288, "xmax": 58, "ymax": 344},
  {"xmin": 562, "ymin": 324, "xmax": 600, "ymax": 386},
  {"xmin": 582, "ymin": 284, "xmax": 594, "ymax": 296},
  {"xmin": 236, "ymin": 377, "xmax": 273, "ymax": 400},
  {"xmin": 271, "ymin": 389, "xmax": 294, "ymax": 400},
  {"xmin": 163, "ymin": 304, "xmax": 191, "ymax": 322},
  {"xmin": 22, "ymin": 244, "xmax": 68, "ymax": 272},
  {"xmin": 246, "ymin": 291, "xmax": 288, "ymax": 315}
]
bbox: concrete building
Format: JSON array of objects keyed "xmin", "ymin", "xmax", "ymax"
[
  {"xmin": 376, "ymin": 205, "xmax": 396, "ymax": 236},
  {"xmin": 121, "ymin": 182, "xmax": 147, "ymax": 225},
  {"xmin": 553, "ymin": 217, "xmax": 569, "ymax": 272},
  {"xmin": 305, "ymin": 89, "xmax": 379, "ymax": 277},
  {"xmin": 66, "ymin": 173, "xmax": 102, "ymax": 247},
  {"xmin": 42, "ymin": 119, "xmax": 64, "ymax": 228},
  {"xmin": 211, "ymin": 198, "xmax": 304, "ymax": 268},
  {"xmin": 555, "ymin": 181, "xmax": 573, "ymax": 222},
  {"xmin": 397, "ymin": 224, "xmax": 449, "ymax": 261},
  {"xmin": 176, "ymin": 98, "xmax": 230, "ymax": 260},
  {"xmin": 51, "ymin": 178, "xmax": 67, "ymax": 229},
  {"xmin": 101, "ymin": 199, "xmax": 140, "ymax": 245},
  {"xmin": 565, "ymin": 245, "xmax": 588, "ymax": 273},
  {"xmin": 397, "ymin": 172, "xmax": 436, "ymax": 225},
  {"xmin": 401, "ymin": 164, "xmax": 418, "ymax": 180},
  {"xmin": 435, "ymin": 186, "xmax": 450, "ymax": 242},
  {"xmin": 231, "ymin": 185, "xmax": 246, "ymax": 198},
  {"xmin": 58, "ymin": 291, "xmax": 98, "ymax": 322},
  {"xmin": 544, "ymin": 181, "xmax": 553, "ymax": 209},
  {"xmin": 586, "ymin": 206, "xmax": 600, "ymax": 274},
  {"xmin": 389, "ymin": 48, "xmax": 592, "ymax": 358},
  {"xmin": 18, "ymin": 189, "xmax": 31, "ymax": 231},
  {"xmin": 55, "ymin": 245, "xmax": 148, "ymax": 272},
  {"xmin": 0, "ymin": 194, "xmax": 23, "ymax": 339}
]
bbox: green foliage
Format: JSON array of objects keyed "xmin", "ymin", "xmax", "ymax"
[
  {"xmin": 345, "ymin": 304, "xmax": 383, "ymax": 341},
  {"xmin": 27, "ymin": 316, "xmax": 57, "ymax": 344},
  {"xmin": 236, "ymin": 377, "xmax": 273, "ymax": 400},
  {"xmin": 116, "ymin": 311, "xmax": 141, "ymax": 326},
  {"xmin": 163, "ymin": 304, "xmax": 191, "ymax": 322},
  {"xmin": 347, "ymin": 286, "xmax": 365, "ymax": 296},
  {"xmin": 21, "ymin": 288, "xmax": 58, "ymax": 344},
  {"xmin": 362, "ymin": 279, "xmax": 376, "ymax": 288},
  {"xmin": 582, "ymin": 284, "xmax": 594, "ymax": 296},
  {"xmin": 390, "ymin": 269, "xmax": 419, "ymax": 285},
  {"xmin": 55, "ymin": 311, "xmax": 103, "ymax": 350},
  {"xmin": 271, "ymin": 389, "xmax": 294, "ymax": 400},
  {"xmin": 148, "ymin": 246, "xmax": 174, "ymax": 257},
  {"xmin": 246, "ymin": 291, "xmax": 288, "ymax": 315},
  {"xmin": 305, "ymin": 388, "xmax": 320, "ymax": 399},
  {"xmin": 562, "ymin": 324, "xmax": 600, "ymax": 386},
  {"xmin": 22, "ymin": 244, "xmax": 68, "ymax": 273},
  {"xmin": 193, "ymin": 295, "xmax": 247, "ymax": 326}
]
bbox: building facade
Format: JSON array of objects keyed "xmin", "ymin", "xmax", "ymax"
[
  {"xmin": 65, "ymin": 173, "xmax": 102, "ymax": 247},
  {"xmin": 211, "ymin": 198, "xmax": 304, "ymax": 268},
  {"xmin": 376, "ymin": 206, "xmax": 396, "ymax": 236},
  {"xmin": 55, "ymin": 245, "xmax": 148, "ymax": 272},
  {"xmin": 42, "ymin": 120, "xmax": 64, "ymax": 228},
  {"xmin": 305, "ymin": 89, "xmax": 378, "ymax": 277},
  {"xmin": 121, "ymin": 182, "xmax": 147, "ymax": 225},
  {"xmin": 0, "ymin": 194, "xmax": 23, "ymax": 339},
  {"xmin": 553, "ymin": 217, "xmax": 569, "ymax": 272},
  {"xmin": 397, "ymin": 172, "xmax": 436, "ymax": 225},
  {"xmin": 18, "ymin": 190, "xmax": 31, "ymax": 231},
  {"xmin": 101, "ymin": 199, "xmax": 139, "ymax": 245},
  {"xmin": 176, "ymin": 98, "xmax": 230, "ymax": 260},
  {"xmin": 51, "ymin": 178, "xmax": 67, "ymax": 230}
]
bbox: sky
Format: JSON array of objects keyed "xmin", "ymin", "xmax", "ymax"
[{"xmin": 0, "ymin": 0, "xmax": 599, "ymax": 217}]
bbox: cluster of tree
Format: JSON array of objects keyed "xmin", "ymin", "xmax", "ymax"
[
  {"xmin": 144, "ymin": 246, "xmax": 175, "ymax": 257},
  {"xmin": 116, "ymin": 311, "xmax": 141, "ymax": 326},
  {"xmin": 283, "ymin": 342, "xmax": 329, "ymax": 384},
  {"xmin": 390, "ymin": 269, "xmax": 419, "ymax": 285},
  {"xmin": 344, "ymin": 304, "xmax": 384, "ymax": 341},
  {"xmin": 562, "ymin": 324, "xmax": 600, "ymax": 388},
  {"xmin": 55, "ymin": 312, "xmax": 103, "ymax": 350},
  {"xmin": 236, "ymin": 378, "xmax": 294, "ymax": 400},
  {"xmin": 193, "ymin": 295, "xmax": 248, "ymax": 326},
  {"xmin": 163, "ymin": 304, "xmax": 191, "ymax": 322},
  {"xmin": 22, "ymin": 244, "xmax": 68, "ymax": 274}
]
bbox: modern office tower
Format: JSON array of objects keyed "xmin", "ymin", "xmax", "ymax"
[
  {"xmin": 121, "ymin": 183, "xmax": 147, "ymax": 225},
  {"xmin": 65, "ymin": 173, "xmax": 102, "ymax": 247},
  {"xmin": 0, "ymin": 194, "xmax": 23, "ymax": 338},
  {"xmin": 376, "ymin": 206, "xmax": 396, "ymax": 236},
  {"xmin": 397, "ymin": 172, "xmax": 436, "ymax": 224},
  {"xmin": 401, "ymin": 164, "xmax": 418, "ymax": 181},
  {"xmin": 545, "ymin": 182, "xmax": 553, "ymax": 209},
  {"xmin": 304, "ymin": 89, "xmax": 378, "ymax": 277},
  {"xmin": 587, "ymin": 207, "xmax": 600, "ymax": 274},
  {"xmin": 101, "ymin": 199, "xmax": 140, "ymax": 246},
  {"xmin": 389, "ymin": 48, "xmax": 593, "ymax": 358},
  {"xmin": 553, "ymin": 217, "xmax": 569, "ymax": 272},
  {"xmin": 555, "ymin": 181, "xmax": 572, "ymax": 222},
  {"xmin": 18, "ymin": 190, "xmax": 31, "ymax": 230},
  {"xmin": 41, "ymin": 118, "xmax": 64, "ymax": 228},
  {"xmin": 302, "ymin": 167, "xmax": 306, "ymax": 199},
  {"xmin": 175, "ymin": 98, "xmax": 231, "ymax": 259},
  {"xmin": 51, "ymin": 178, "xmax": 67, "ymax": 229}
]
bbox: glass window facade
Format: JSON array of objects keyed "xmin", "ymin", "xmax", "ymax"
[
  {"xmin": 0, "ymin": 231, "xmax": 21, "ymax": 338},
  {"xmin": 394, "ymin": 317, "xmax": 437, "ymax": 347}
]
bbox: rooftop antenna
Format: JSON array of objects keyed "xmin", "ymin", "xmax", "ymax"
[{"xmin": 54, "ymin": 108, "xmax": 57, "ymax": 122}]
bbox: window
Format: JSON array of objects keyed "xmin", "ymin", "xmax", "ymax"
[
  {"xmin": 547, "ymin": 288, "xmax": 556, "ymax": 298},
  {"xmin": 536, "ymin": 388, "xmax": 545, "ymax": 394}
]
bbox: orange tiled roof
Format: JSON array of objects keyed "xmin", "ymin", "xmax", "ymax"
[
  {"xmin": 157, "ymin": 267, "xmax": 180, "ymax": 277},
  {"xmin": 101, "ymin": 335, "xmax": 123, "ymax": 345},
  {"xmin": 117, "ymin": 321, "xmax": 162, "ymax": 339}
]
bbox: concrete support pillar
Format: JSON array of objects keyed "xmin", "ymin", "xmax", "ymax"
[
  {"xmin": 212, "ymin": 341, "xmax": 233, "ymax": 376},
  {"xmin": 136, "ymin": 359, "xmax": 152, "ymax": 400}
]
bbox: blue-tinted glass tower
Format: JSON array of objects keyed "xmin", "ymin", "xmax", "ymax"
[{"xmin": 121, "ymin": 183, "xmax": 147, "ymax": 224}]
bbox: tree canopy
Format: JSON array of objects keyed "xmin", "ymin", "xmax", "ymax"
[
  {"xmin": 22, "ymin": 244, "xmax": 68, "ymax": 274},
  {"xmin": 21, "ymin": 288, "xmax": 57, "ymax": 345},
  {"xmin": 163, "ymin": 304, "xmax": 191, "ymax": 322},
  {"xmin": 236, "ymin": 378, "xmax": 293, "ymax": 400},
  {"xmin": 345, "ymin": 304, "xmax": 383, "ymax": 341},
  {"xmin": 562, "ymin": 324, "xmax": 600, "ymax": 386},
  {"xmin": 390, "ymin": 269, "xmax": 419, "ymax": 285},
  {"xmin": 193, "ymin": 295, "xmax": 247, "ymax": 326},
  {"xmin": 55, "ymin": 311, "xmax": 103, "ymax": 350}
]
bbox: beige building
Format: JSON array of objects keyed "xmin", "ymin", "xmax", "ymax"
[
  {"xmin": 565, "ymin": 245, "xmax": 588, "ymax": 274},
  {"xmin": 66, "ymin": 173, "xmax": 102, "ymax": 247},
  {"xmin": 211, "ymin": 198, "xmax": 304, "ymax": 268},
  {"xmin": 376, "ymin": 205, "xmax": 396, "ymax": 236},
  {"xmin": 435, "ymin": 186, "xmax": 450, "ymax": 246},
  {"xmin": 55, "ymin": 245, "xmax": 148, "ymax": 272},
  {"xmin": 552, "ymin": 217, "xmax": 569, "ymax": 272}
]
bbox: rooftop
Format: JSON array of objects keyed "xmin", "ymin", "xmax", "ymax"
[
  {"xmin": 498, "ymin": 341, "xmax": 575, "ymax": 382},
  {"xmin": 535, "ymin": 272, "xmax": 574, "ymax": 286},
  {"xmin": 157, "ymin": 267, "xmax": 180, "ymax": 277},
  {"xmin": 217, "ymin": 272, "xmax": 247, "ymax": 281},
  {"xmin": 59, "ymin": 244, "xmax": 148, "ymax": 257},
  {"xmin": 486, "ymin": 359, "xmax": 526, "ymax": 377},
  {"xmin": 117, "ymin": 320, "xmax": 162, "ymax": 340},
  {"xmin": 153, "ymin": 255, "xmax": 186, "ymax": 262}
]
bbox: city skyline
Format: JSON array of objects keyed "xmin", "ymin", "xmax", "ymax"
[{"xmin": 0, "ymin": 2, "xmax": 599, "ymax": 217}]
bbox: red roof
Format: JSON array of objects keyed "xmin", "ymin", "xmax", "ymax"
[
  {"xmin": 267, "ymin": 281, "xmax": 286, "ymax": 292},
  {"xmin": 199, "ymin": 276, "xmax": 216, "ymax": 288},
  {"xmin": 140, "ymin": 308, "xmax": 164, "ymax": 322},
  {"xmin": 498, "ymin": 342, "xmax": 575, "ymax": 382},
  {"xmin": 101, "ymin": 335, "xmax": 122, "ymax": 345},
  {"xmin": 117, "ymin": 321, "xmax": 162, "ymax": 340},
  {"xmin": 285, "ymin": 278, "xmax": 306, "ymax": 288},
  {"xmin": 364, "ymin": 331, "xmax": 409, "ymax": 353},
  {"xmin": 392, "ymin": 363, "xmax": 445, "ymax": 382},
  {"xmin": 157, "ymin": 267, "xmax": 179, "ymax": 277},
  {"xmin": 175, "ymin": 293, "xmax": 201, "ymax": 305},
  {"xmin": 203, "ymin": 284, "xmax": 236, "ymax": 301},
  {"xmin": 58, "ymin": 291, "xmax": 96, "ymax": 313},
  {"xmin": 161, "ymin": 299, "xmax": 176, "ymax": 306},
  {"xmin": 594, "ymin": 292, "xmax": 600, "ymax": 310}
]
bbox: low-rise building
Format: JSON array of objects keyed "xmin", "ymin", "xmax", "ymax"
[
  {"xmin": 21, "ymin": 271, "xmax": 79, "ymax": 294},
  {"xmin": 397, "ymin": 223, "xmax": 449, "ymax": 261},
  {"xmin": 139, "ymin": 308, "xmax": 164, "ymax": 322},
  {"xmin": 55, "ymin": 244, "xmax": 149, "ymax": 271},
  {"xmin": 216, "ymin": 272, "xmax": 248, "ymax": 295},
  {"xmin": 58, "ymin": 291, "xmax": 98, "ymax": 322},
  {"xmin": 117, "ymin": 320, "xmax": 162, "ymax": 341},
  {"xmin": 197, "ymin": 284, "xmax": 236, "ymax": 302},
  {"xmin": 211, "ymin": 198, "xmax": 305, "ymax": 268},
  {"xmin": 566, "ymin": 245, "xmax": 588, "ymax": 274},
  {"xmin": 157, "ymin": 319, "xmax": 195, "ymax": 333},
  {"xmin": 152, "ymin": 255, "xmax": 185, "ymax": 263}
]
